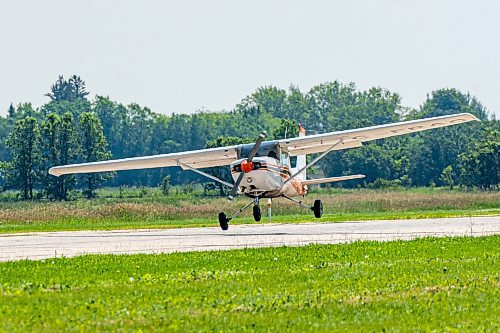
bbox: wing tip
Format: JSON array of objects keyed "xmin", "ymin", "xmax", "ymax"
[
  {"xmin": 48, "ymin": 167, "xmax": 62, "ymax": 177},
  {"xmin": 456, "ymin": 112, "xmax": 480, "ymax": 122}
]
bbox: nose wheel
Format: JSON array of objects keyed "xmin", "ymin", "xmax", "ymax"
[
  {"xmin": 218, "ymin": 212, "xmax": 229, "ymax": 230},
  {"xmin": 218, "ymin": 196, "xmax": 261, "ymax": 230}
]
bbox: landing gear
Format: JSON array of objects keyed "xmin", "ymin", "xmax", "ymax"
[
  {"xmin": 219, "ymin": 195, "xmax": 322, "ymax": 230},
  {"xmin": 218, "ymin": 212, "xmax": 229, "ymax": 230},
  {"xmin": 253, "ymin": 205, "xmax": 262, "ymax": 222},
  {"xmin": 218, "ymin": 196, "xmax": 260, "ymax": 230},
  {"xmin": 312, "ymin": 199, "xmax": 323, "ymax": 218},
  {"xmin": 282, "ymin": 195, "xmax": 323, "ymax": 218},
  {"xmin": 252, "ymin": 197, "xmax": 261, "ymax": 222}
]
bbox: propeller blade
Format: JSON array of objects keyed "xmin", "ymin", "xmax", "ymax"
[
  {"xmin": 228, "ymin": 131, "xmax": 267, "ymax": 201},
  {"xmin": 228, "ymin": 172, "xmax": 245, "ymax": 200},
  {"xmin": 246, "ymin": 131, "xmax": 266, "ymax": 161}
]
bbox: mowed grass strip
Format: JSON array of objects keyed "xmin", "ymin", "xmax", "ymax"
[
  {"xmin": 0, "ymin": 189, "xmax": 499, "ymax": 233},
  {"xmin": 1, "ymin": 236, "xmax": 498, "ymax": 332}
]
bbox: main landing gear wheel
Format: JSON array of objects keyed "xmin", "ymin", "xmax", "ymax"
[
  {"xmin": 253, "ymin": 205, "xmax": 262, "ymax": 222},
  {"xmin": 218, "ymin": 212, "xmax": 229, "ymax": 231},
  {"xmin": 312, "ymin": 199, "xmax": 323, "ymax": 218}
]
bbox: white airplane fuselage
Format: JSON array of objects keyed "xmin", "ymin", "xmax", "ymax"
[{"xmin": 230, "ymin": 157, "xmax": 307, "ymax": 198}]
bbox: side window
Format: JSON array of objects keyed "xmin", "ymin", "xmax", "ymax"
[
  {"xmin": 290, "ymin": 156, "xmax": 297, "ymax": 168},
  {"xmin": 280, "ymin": 153, "xmax": 290, "ymax": 166}
]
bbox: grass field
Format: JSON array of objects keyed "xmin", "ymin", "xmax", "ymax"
[
  {"xmin": 0, "ymin": 188, "xmax": 498, "ymax": 233},
  {"xmin": 0, "ymin": 236, "xmax": 498, "ymax": 332}
]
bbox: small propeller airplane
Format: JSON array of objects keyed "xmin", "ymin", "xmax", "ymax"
[{"xmin": 49, "ymin": 113, "xmax": 479, "ymax": 230}]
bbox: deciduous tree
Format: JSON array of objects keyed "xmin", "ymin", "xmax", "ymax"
[
  {"xmin": 78, "ymin": 112, "xmax": 112, "ymax": 198},
  {"xmin": 6, "ymin": 117, "xmax": 41, "ymax": 199}
]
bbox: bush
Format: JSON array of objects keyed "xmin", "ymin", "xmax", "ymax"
[{"xmin": 160, "ymin": 176, "xmax": 171, "ymax": 196}]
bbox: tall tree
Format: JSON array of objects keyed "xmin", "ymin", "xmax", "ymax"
[
  {"xmin": 6, "ymin": 117, "xmax": 41, "ymax": 199},
  {"xmin": 78, "ymin": 112, "xmax": 111, "ymax": 198},
  {"xmin": 41, "ymin": 113, "xmax": 79, "ymax": 200},
  {"xmin": 41, "ymin": 113, "xmax": 61, "ymax": 199},
  {"xmin": 46, "ymin": 75, "xmax": 89, "ymax": 102},
  {"xmin": 7, "ymin": 103, "xmax": 16, "ymax": 120}
]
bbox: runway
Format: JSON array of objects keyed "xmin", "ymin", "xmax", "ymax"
[{"xmin": 0, "ymin": 216, "xmax": 498, "ymax": 262}]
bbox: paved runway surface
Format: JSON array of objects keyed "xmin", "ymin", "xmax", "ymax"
[{"xmin": 1, "ymin": 216, "xmax": 498, "ymax": 262}]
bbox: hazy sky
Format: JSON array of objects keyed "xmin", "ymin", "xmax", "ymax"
[{"xmin": 1, "ymin": 0, "xmax": 499, "ymax": 118}]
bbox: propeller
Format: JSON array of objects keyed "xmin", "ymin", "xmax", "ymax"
[{"xmin": 228, "ymin": 131, "xmax": 267, "ymax": 200}]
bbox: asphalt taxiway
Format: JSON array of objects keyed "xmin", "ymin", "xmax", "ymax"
[{"xmin": 0, "ymin": 216, "xmax": 498, "ymax": 262}]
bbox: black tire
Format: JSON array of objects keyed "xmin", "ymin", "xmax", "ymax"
[
  {"xmin": 312, "ymin": 199, "xmax": 323, "ymax": 218},
  {"xmin": 253, "ymin": 205, "xmax": 262, "ymax": 222},
  {"xmin": 218, "ymin": 212, "xmax": 229, "ymax": 231}
]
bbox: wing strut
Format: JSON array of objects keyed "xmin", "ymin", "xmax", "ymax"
[
  {"xmin": 281, "ymin": 138, "xmax": 349, "ymax": 188},
  {"xmin": 177, "ymin": 160, "xmax": 234, "ymax": 188}
]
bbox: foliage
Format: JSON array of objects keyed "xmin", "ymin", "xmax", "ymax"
[
  {"xmin": 78, "ymin": 112, "xmax": 112, "ymax": 198},
  {"xmin": 0, "ymin": 236, "xmax": 498, "ymax": 331},
  {"xmin": 440, "ymin": 165, "xmax": 455, "ymax": 189},
  {"xmin": 273, "ymin": 118, "xmax": 299, "ymax": 140},
  {"xmin": 45, "ymin": 75, "xmax": 89, "ymax": 102},
  {"xmin": 0, "ymin": 76, "xmax": 498, "ymax": 200},
  {"xmin": 159, "ymin": 175, "xmax": 171, "ymax": 196},
  {"xmin": 459, "ymin": 123, "xmax": 500, "ymax": 189},
  {"xmin": 5, "ymin": 116, "xmax": 42, "ymax": 199},
  {"xmin": 40, "ymin": 113, "xmax": 79, "ymax": 200}
]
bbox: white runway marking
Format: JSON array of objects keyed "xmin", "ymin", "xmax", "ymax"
[{"xmin": 0, "ymin": 216, "xmax": 498, "ymax": 262}]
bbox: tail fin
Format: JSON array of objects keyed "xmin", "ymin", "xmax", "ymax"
[{"xmin": 291, "ymin": 124, "xmax": 307, "ymax": 181}]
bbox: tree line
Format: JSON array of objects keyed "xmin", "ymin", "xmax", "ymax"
[{"xmin": 0, "ymin": 75, "xmax": 498, "ymax": 200}]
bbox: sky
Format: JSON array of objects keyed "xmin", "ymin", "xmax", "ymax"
[{"xmin": 1, "ymin": 0, "xmax": 499, "ymax": 118}]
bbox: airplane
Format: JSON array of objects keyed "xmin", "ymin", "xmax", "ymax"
[{"xmin": 49, "ymin": 112, "xmax": 479, "ymax": 230}]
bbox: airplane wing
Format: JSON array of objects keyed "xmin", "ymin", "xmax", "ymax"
[
  {"xmin": 301, "ymin": 174, "xmax": 366, "ymax": 185},
  {"xmin": 279, "ymin": 113, "xmax": 479, "ymax": 156},
  {"xmin": 49, "ymin": 145, "xmax": 240, "ymax": 177},
  {"xmin": 49, "ymin": 113, "xmax": 479, "ymax": 177}
]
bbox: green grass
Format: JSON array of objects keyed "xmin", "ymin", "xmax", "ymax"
[
  {"xmin": 0, "ymin": 188, "xmax": 498, "ymax": 234},
  {"xmin": 1, "ymin": 236, "xmax": 498, "ymax": 332}
]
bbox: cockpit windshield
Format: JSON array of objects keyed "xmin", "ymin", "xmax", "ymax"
[{"xmin": 238, "ymin": 141, "xmax": 279, "ymax": 159}]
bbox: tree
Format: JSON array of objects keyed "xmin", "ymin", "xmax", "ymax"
[
  {"xmin": 46, "ymin": 75, "xmax": 89, "ymax": 102},
  {"xmin": 41, "ymin": 113, "xmax": 61, "ymax": 199},
  {"xmin": 273, "ymin": 119, "xmax": 299, "ymax": 140},
  {"xmin": 440, "ymin": 165, "xmax": 455, "ymax": 189},
  {"xmin": 459, "ymin": 124, "xmax": 499, "ymax": 189},
  {"xmin": 7, "ymin": 103, "xmax": 15, "ymax": 119},
  {"xmin": 41, "ymin": 113, "xmax": 78, "ymax": 200},
  {"xmin": 5, "ymin": 117, "xmax": 41, "ymax": 199},
  {"xmin": 406, "ymin": 89, "xmax": 487, "ymax": 186},
  {"xmin": 78, "ymin": 112, "xmax": 112, "ymax": 198},
  {"xmin": 160, "ymin": 175, "xmax": 171, "ymax": 196}
]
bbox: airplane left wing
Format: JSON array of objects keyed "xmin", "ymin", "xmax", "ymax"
[
  {"xmin": 49, "ymin": 145, "xmax": 240, "ymax": 177},
  {"xmin": 279, "ymin": 113, "xmax": 479, "ymax": 156}
]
